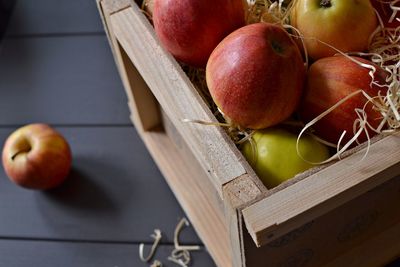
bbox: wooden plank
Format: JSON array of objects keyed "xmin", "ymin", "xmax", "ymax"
[
  {"xmin": 242, "ymin": 132, "xmax": 400, "ymax": 247},
  {"xmin": 0, "ymin": 240, "xmax": 215, "ymax": 267},
  {"xmin": 242, "ymin": 174, "xmax": 400, "ymax": 266},
  {"xmin": 100, "ymin": 0, "xmax": 131, "ymax": 15},
  {"xmin": 223, "ymin": 175, "xmax": 265, "ymax": 267},
  {"xmin": 0, "ymin": 36, "xmax": 130, "ymax": 125},
  {"xmin": 5, "ymin": 0, "xmax": 104, "ymax": 36},
  {"xmin": 324, "ymin": 222, "xmax": 400, "ymax": 267},
  {"xmin": 108, "ymin": 6, "xmax": 251, "ymax": 195},
  {"xmin": 0, "ymin": 127, "xmax": 200, "ymax": 244},
  {"xmin": 116, "ymin": 38, "xmax": 161, "ymax": 131},
  {"xmin": 99, "ymin": 0, "xmax": 161, "ymax": 132},
  {"xmin": 139, "ymin": 124, "xmax": 232, "ymax": 267}
]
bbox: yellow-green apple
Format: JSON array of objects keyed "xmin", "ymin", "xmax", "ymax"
[
  {"xmin": 2, "ymin": 124, "xmax": 72, "ymax": 190},
  {"xmin": 206, "ymin": 23, "xmax": 305, "ymax": 129},
  {"xmin": 298, "ymin": 55, "xmax": 387, "ymax": 145},
  {"xmin": 371, "ymin": 0, "xmax": 400, "ymax": 28},
  {"xmin": 153, "ymin": 0, "xmax": 246, "ymax": 68},
  {"xmin": 291, "ymin": 0, "xmax": 378, "ymax": 60},
  {"xmin": 242, "ymin": 128, "xmax": 329, "ymax": 188}
]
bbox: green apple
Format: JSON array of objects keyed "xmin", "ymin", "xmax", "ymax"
[
  {"xmin": 242, "ymin": 128, "xmax": 329, "ymax": 188},
  {"xmin": 290, "ymin": 0, "xmax": 377, "ymax": 60}
]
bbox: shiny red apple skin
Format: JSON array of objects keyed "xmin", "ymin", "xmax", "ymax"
[
  {"xmin": 206, "ymin": 23, "xmax": 306, "ymax": 129},
  {"xmin": 2, "ymin": 124, "xmax": 72, "ymax": 190},
  {"xmin": 291, "ymin": 0, "xmax": 378, "ymax": 60},
  {"xmin": 371, "ymin": 0, "xmax": 400, "ymax": 28},
  {"xmin": 153, "ymin": 0, "xmax": 246, "ymax": 68},
  {"xmin": 298, "ymin": 56, "xmax": 387, "ymax": 145}
]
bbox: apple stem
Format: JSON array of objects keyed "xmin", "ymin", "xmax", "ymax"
[
  {"xmin": 11, "ymin": 149, "xmax": 30, "ymax": 161},
  {"xmin": 320, "ymin": 0, "xmax": 332, "ymax": 8}
]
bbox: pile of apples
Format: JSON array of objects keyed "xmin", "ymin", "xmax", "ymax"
[{"xmin": 152, "ymin": 0, "xmax": 397, "ymax": 188}]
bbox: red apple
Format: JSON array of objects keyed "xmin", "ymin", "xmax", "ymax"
[
  {"xmin": 298, "ymin": 56, "xmax": 388, "ymax": 145},
  {"xmin": 371, "ymin": 0, "xmax": 400, "ymax": 28},
  {"xmin": 206, "ymin": 23, "xmax": 305, "ymax": 129},
  {"xmin": 2, "ymin": 124, "xmax": 72, "ymax": 190},
  {"xmin": 152, "ymin": 0, "xmax": 246, "ymax": 68},
  {"xmin": 291, "ymin": 0, "xmax": 378, "ymax": 60}
]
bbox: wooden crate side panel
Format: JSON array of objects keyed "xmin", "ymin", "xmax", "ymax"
[
  {"xmin": 324, "ymin": 222, "xmax": 400, "ymax": 267},
  {"xmin": 161, "ymin": 110, "xmax": 226, "ymax": 217},
  {"xmin": 242, "ymin": 174, "xmax": 400, "ymax": 267},
  {"xmin": 243, "ymin": 132, "xmax": 400, "ymax": 247},
  {"xmin": 108, "ymin": 6, "xmax": 251, "ymax": 195},
  {"xmin": 140, "ymin": 129, "xmax": 232, "ymax": 267},
  {"xmin": 98, "ymin": 0, "xmax": 161, "ymax": 132},
  {"xmin": 223, "ymin": 175, "xmax": 265, "ymax": 267},
  {"xmin": 118, "ymin": 41, "xmax": 161, "ymax": 131}
]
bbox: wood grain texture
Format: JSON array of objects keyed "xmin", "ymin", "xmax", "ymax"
[
  {"xmin": 0, "ymin": 36, "xmax": 130, "ymax": 125},
  {"xmin": 0, "ymin": 127, "xmax": 200, "ymax": 244},
  {"xmin": 101, "ymin": 0, "xmax": 131, "ymax": 15},
  {"xmin": 324, "ymin": 222, "xmax": 400, "ymax": 267},
  {"xmin": 222, "ymin": 175, "xmax": 265, "ymax": 267},
  {"xmin": 242, "ymin": 175, "xmax": 400, "ymax": 267},
  {"xmin": 117, "ymin": 40, "xmax": 161, "ymax": 131},
  {"xmin": 108, "ymin": 6, "xmax": 250, "ymax": 195},
  {"xmin": 139, "ymin": 126, "xmax": 232, "ymax": 267},
  {"xmin": 0, "ymin": 240, "xmax": 215, "ymax": 267},
  {"xmin": 243, "ymin": 131, "xmax": 400, "ymax": 247}
]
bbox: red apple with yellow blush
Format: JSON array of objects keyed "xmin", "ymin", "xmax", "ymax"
[
  {"xmin": 153, "ymin": 0, "xmax": 246, "ymax": 68},
  {"xmin": 206, "ymin": 23, "xmax": 306, "ymax": 129},
  {"xmin": 2, "ymin": 124, "xmax": 72, "ymax": 190},
  {"xmin": 298, "ymin": 56, "xmax": 388, "ymax": 145},
  {"xmin": 291, "ymin": 0, "xmax": 378, "ymax": 60}
]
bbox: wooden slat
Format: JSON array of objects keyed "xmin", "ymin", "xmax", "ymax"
[
  {"xmin": 324, "ymin": 222, "xmax": 400, "ymax": 267},
  {"xmin": 5, "ymin": 0, "xmax": 104, "ymax": 36},
  {"xmin": 242, "ymin": 174, "xmax": 400, "ymax": 267},
  {"xmin": 139, "ymin": 127, "xmax": 232, "ymax": 267},
  {"xmin": 100, "ymin": 0, "xmax": 131, "ymax": 15},
  {"xmin": 99, "ymin": 0, "xmax": 161, "ymax": 132},
  {"xmin": 0, "ymin": 240, "xmax": 215, "ymax": 267},
  {"xmin": 223, "ymin": 175, "xmax": 265, "ymax": 267},
  {"xmin": 0, "ymin": 36, "xmax": 130, "ymax": 125},
  {"xmin": 242, "ymin": 132, "xmax": 400, "ymax": 247},
  {"xmin": 108, "ymin": 5, "xmax": 250, "ymax": 195},
  {"xmin": 0, "ymin": 127, "xmax": 200, "ymax": 244}
]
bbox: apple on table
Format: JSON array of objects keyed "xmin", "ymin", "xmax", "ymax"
[{"xmin": 2, "ymin": 123, "xmax": 72, "ymax": 190}]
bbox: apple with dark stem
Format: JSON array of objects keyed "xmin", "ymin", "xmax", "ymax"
[
  {"xmin": 2, "ymin": 124, "xmax": 72, "ymax": 190},
  {"xmin": 291, "ymin": 0, "xmax": 378, "ymax": 60},
  {"xmin": 206, "ymin": 22, "xmax": 305, "ymax": 129},
  {"xmin": 153, "ymin": 0, "xmax": 246, "ymax": 68}
]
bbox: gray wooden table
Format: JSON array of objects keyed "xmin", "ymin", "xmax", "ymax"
[
  {"xmin": 0, "ymin": 1, "xmax": 399, "ymax": 267},
  {"xmin": 0, "ymin": 1, "xmax": 215, "ymax": 266}
]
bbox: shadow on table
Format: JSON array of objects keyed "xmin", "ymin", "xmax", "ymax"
[
  {"xmin": 0, "ymin": 0, "xmax": 15, "ymax": 40},
  {"xmin": 42, "ymin": 167, "xmax": 118, "ymax": 213}
]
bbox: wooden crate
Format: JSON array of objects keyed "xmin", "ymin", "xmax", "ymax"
[{"xmin": 97, "ymin": 1, "xmax": 400, "ymax": 266}]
